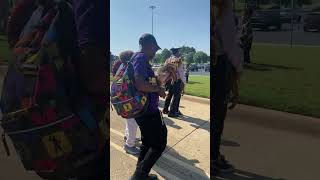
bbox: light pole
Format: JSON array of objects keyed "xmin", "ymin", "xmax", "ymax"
[
  {"xmin": 149, "ymin": 5, "xmax": 156, "ymax": 35},
  {"xmin": 290, "ymin": 0, "xmax": 294, "ymax": 48}
]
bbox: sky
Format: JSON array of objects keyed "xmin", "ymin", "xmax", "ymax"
[{"xmin": 110, "ymin": 0, "xmax": 210, "ymax": 56}]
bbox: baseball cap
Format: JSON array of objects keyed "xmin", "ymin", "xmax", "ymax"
[
  {"xmin": 170, "ymin": 47, "xmax": 181, "ymax": 54},
  {"xmin": 139, "ymin": 33, "xmax": 161, "ymax": 50}
]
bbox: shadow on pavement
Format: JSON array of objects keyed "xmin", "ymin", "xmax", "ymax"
[
  {"xmin": 160, "ymin": 147, "xmax": 209, "ymax": 180},
  {"xmin": 182, "ymin": 115, "xmax": 209, "ymax": 131},
  {"xmin": 163, "ymin": 117, "xmax": 182, "ymax": 129},
  {"xmin": 221, "ymin": 139, "xmax": 240, "ymax": 147},
  {"xmin": 214, "ymin": 169, "xmax": 287, "ymax": 180},
  {"xmin": 163, "ymin": 112, "xmax": 209, "ymax": 132},
  {"xmin": 245, "ymin": 63, "xmax": 302, "ymax": 72},
  {"xmin": 158, "ymin": 100, "xmax": 209, "ymax": 131}
]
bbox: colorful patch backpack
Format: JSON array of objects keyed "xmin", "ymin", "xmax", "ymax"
[
  {"xmin": 110, "ymin": 57, "xmax": 149, "ymax": 119},
  {"xmin": 0, "ymin": 1, "xmax": 107, "ymax": 179}
]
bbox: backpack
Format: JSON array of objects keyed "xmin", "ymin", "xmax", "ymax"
[
  {"xmin": 110, "ymin": 56, "xmax": 149, "ymax": 119},
  {"xmin": 6, "ymin": 0, "xmax": 37, "ymax": 48},
  {"xmin": 0, "ymin": 2, "xmax": 107, "ymax": 179}
]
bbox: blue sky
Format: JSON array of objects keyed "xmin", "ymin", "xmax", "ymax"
[{"xmin": 111, "ymin": 0, "xmax": 210, "ymax": 56}]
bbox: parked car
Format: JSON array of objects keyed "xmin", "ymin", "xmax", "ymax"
[
  {"xmin": 303, "ymin": 8, "xmax": 320, "ymax": 32},
  {"xmin": 205, "ymin": 64, "xmax": 210, "ymax": 72},
  {"xmin": 280, "ymin": 8, "xmax": 302, "ymax": 24},
  {"xmin": 251, "ymin": 9, "xmax": 282, "ymax": 31},
  {"xmin": 189, "ymin": 64, "xmax": 198, "ymax": 72}
]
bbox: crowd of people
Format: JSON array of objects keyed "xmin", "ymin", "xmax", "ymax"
[
  {"xmin": 111, "ymin": 33, "xmax": 189, "ymax": 179},
  {"xmin": 0, "ymin": 0, "xmax": 257, "ymax": 179}
]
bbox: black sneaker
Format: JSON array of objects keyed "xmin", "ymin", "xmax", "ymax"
[
  {"xmin": 146, "ymin": 174, "xmax": 158, "ymax": 180},
  {"xmin": 162, "ymin": 108, "xmax": 169, "ymax": 114},
  {"xmin": 129, "ymin": 173, "xmax": 158, "ymax": 180},
  {"xmin": 177, "ymin": 110, "xmax": 183, "ymax": 116},
  {"xmin": 168, "ymin": 112, "xmax": 180, "ymax": 118},
  {"xmin": 211, "ymin": 163, "xmax": 219, "ymax": 176},
  {"xmin": 216, "ymin": 155, "xmax": 234, "ymax": 173}
]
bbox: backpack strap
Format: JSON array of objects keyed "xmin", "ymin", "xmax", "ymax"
[{"xmin": 2, "ymin": 132, "xmax": 10, "ymax": 156}]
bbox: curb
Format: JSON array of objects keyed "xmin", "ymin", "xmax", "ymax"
[
  {"xmin": 182, "ymin": 95, "xmax": 320, "ymax": 137},
  {"xmin": 182, "ymin": 94, "xmax": 210, "ymax": 105},
  {"xmin": 228, "ymin": 104, "xmax": 320, "ymax": 138}
]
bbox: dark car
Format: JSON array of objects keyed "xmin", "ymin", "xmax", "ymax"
[
  {"xmin": 280, "ymin": 9, "xmax": 302, "ymax": 24},
  {"xmin": 189, "ymin": 64, "xmax": 198, "ymax": 72},
  {"xmin": 304, "ymin": 8, "xmax": 320, "ymax": 32},
  {"xmin": 252, "ymin": 9, "xmax": 282, "ymax": 31},
  {"xmin": 205, "ymin": 64, "xmax": 210, "ymax": 72}
]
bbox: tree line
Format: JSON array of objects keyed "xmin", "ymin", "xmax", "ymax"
[{"xmin": 111, "ymin": 46, "xmax": 210, "ymax": 65}]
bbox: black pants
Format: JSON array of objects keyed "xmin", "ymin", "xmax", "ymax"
[
  {"xmin": 134, "ymin": 111, "xmax": 167, "ymax": 176},
  {"xmin": 185, "ymin": 74, "xmax": 189, "ymax": 83},
  {"xmin": 243, "ymin": 41, "xmax": 252, "ymax": 64},
  {"xmin": 244, "ymin": 48, "xmax": 251, "ymax": 63},
  {"xmin": 76, "ymin": 143, "xmax": 109, "ymax": 180},
  {"xmin": 211, "ymin": 55, "xmax": 229, "ymax": 164},
  {"xmin": 164, "ymin": 80, "xmax": 182, "ymax": 114}
]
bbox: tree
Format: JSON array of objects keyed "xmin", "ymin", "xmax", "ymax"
[
  {"xmin": 179, "ymin": 46, "xmax": 196, "ymax": 57},
  {"xmin": 193, "ymin": 51, "xmax": 209, "ymax": 64},
  {"xmin": 160, "ymin": 48, "xmax": 172, "ymax": 63},
  {"xmin": 153, "ymin": 53, "xmax": 162, "ymax": 64},
  {"xmin": 185, "ymin": 52, "xmax": 195, "ymax": 65}
]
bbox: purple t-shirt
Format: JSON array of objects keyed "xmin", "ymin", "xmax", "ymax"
[
  {"xmin": 73, "ymin": 0, "xmax": 108, "ymax": 48},
  {"xmin": 132, "ymin": 52, "xmax": 159, "ymax": 113}
]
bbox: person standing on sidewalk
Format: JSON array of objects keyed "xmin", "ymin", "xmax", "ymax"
[
  {"xmin": 240, "ymin": 8, "xmax": 253, "ymax": 64},
  {"xmin": 111, "ymin": 50, "xmax": 141, "ymax": 155},
  {"xmin": 163, "ymin": 48, "xmax": 186, "ymax": 118},
  {"xmin": 185, "ymin": 64, "xmax": 190, "ymax": 83},
  {"xmin": 212, "ymin": 0, "xmax": 243, "ymax": 175},
  {"xmin": 130, "ymin": 33, "xmax": 167, "ymax": 180}
]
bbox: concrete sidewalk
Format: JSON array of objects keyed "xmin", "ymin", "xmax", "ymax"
[
  {"xmin": 215, "ymin": 115, "xmax": 320, "ymax": 180},
  {"xmin": 2, "ymin": 64, "xmax": 320, "ymax": 180},
  {"xmin": 110, "ymin": 96, "xmax": 210, "ymax": 180}
]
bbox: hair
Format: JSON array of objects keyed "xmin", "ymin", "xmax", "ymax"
[
  {"xmin": 111, "ymin": 50, "xmax": 134, "ymax": 76},
  {"xmin": 119, "ymin": 50, "xmax": 134, "ymax": 62}
]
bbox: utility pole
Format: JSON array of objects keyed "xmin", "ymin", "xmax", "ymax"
[
  {"xmin": 290, "ymin": 0, "xmax": 294, "ymax": 48},
  {"xmin": 149, "ymin": 5, "xmax": 156, "ymax": 35}
]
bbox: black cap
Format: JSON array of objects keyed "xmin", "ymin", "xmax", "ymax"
[
  {"xmin": 139, "ymin": 33, "xmax": 161, "ymax": 50},
  {"xmin": 170, "ymin": 47, "xmax": 181, "ymax": 54}
]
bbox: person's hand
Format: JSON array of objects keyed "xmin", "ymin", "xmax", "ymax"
[
  {"xmin": 228, "ymin": 92, "xmax": 239, "ymax": 109},
  {"xmin": 234, "ymin": 71, "xmax": 241, "ymax": 82},
  {"xmin": 181, "ymin": 83, "xmax": 185, "ymax": 95},
  {"xmin": 228, "ymin": 73, "xmax": 240, "ymax": 110},
  {"xmin": 159, "ymin": 87, "xmax": 166, "ymax": 99}
]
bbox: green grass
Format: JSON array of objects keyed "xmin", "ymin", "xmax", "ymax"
[
  {"xmin": 185, "ymin": 75, "xmax": 210, "ymax": 98},
  {"xmin": 0, "ymin": 35, "xmax": 11, "ymax": 63},
  {"xmin": 2, "ymin": 34, "xmax": 319, "ymax": 116},
  {"xmin": 240, "ymin": 44, "xmax": 320, "ymax": 117},
  {"xmin": 111, "ymin": 74, "xmax": 210, "ymax": 99}
]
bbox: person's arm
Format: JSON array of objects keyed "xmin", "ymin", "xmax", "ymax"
[
  {"xmin": 133, "ymin": 58, "xmax": 166, "ymax": 97},
  {"xmin": 217, "ymin": 3, "xmax": 243, "ymax": 73},
  {"xmin": 178, "ymin": 63, "xmax": 186, "ymax": 85},
  {"xmin": 134, "ymin": 75, "xmax": 166, "ymax": 98},
  {"xmin": 134, "ymin": 75, "xmax": 161, "ymax": 93}
]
